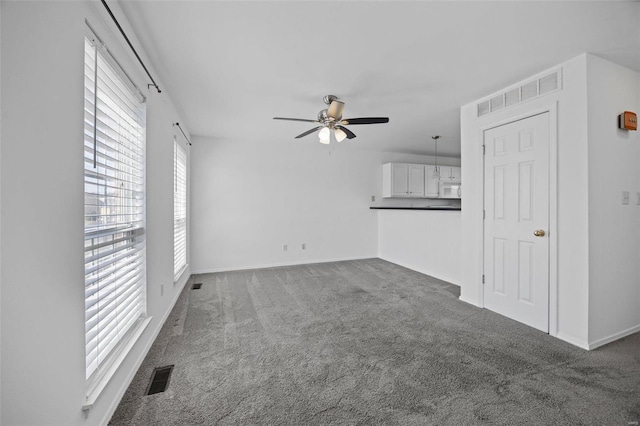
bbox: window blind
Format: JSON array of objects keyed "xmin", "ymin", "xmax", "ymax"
[
  {"xmin": 84, "ymin": 37, "xmax": 147, "ymax": 381},
  {"xmin": 174, "ymin": 139, "xmax": 187, "ymax": 280}
]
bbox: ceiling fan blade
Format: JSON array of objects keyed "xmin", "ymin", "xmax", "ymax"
[
  {"xmin": 274, "ymin": 117, "xmax": 320, "ymax": 123},
  {"xmin": 327, "ymin": 100, "xmax": 345, "ymax": 120},
  {"xmin": 340, "ymin": 117, "xmax": 389, "ymax": 125},
  {"xmin": 336, "ymin": 125, "xmax": 356, "ymax": 139},
  {"xmin": 295, "ymin": 126, "xmax": 323, "ymax": 139}
]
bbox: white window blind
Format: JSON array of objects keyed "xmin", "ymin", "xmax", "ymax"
[
  {"xmin": 174, "ymin": 138, "xmax": 187, "ymax": 281},
  {"xmin": 84, "ymin": 36, "xmax": 147, "ymax": 381}
]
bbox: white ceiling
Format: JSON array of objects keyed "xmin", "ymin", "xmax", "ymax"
[{"xmin": 119, "ymin": 1, "xmax": 640, "ymax": 157}]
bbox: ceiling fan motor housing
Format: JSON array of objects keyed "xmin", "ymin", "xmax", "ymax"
[
  {"xmin": 318, "ymin": 109, "xmax": 329, "ymax": 122},
  {"xmin": 323, "ymin": 95, "xmax": 339, "ymax": 105}
]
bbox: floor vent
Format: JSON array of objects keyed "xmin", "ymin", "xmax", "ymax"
[
  {"xmin": 477, "ymin": 68, "xmax": 562, "ymax": 118},
  {"xmin": 192, "ymin": 283, "xmax": 202, "ymax": 290},
  {"xmin": 146, "ymin": 365, "xmax": 174, "ymax": 395}
]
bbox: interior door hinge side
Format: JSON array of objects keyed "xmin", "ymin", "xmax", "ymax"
[
  {"xmin": 482, "ymin": 274, "xmax": 485, "ymax": 284},
  {"xmin": 482, "ymin": 145, "xmax": 486, "ymax": 155}
]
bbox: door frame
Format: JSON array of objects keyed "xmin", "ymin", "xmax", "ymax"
[{"xmin": 476, "ymin": 102, "xmax": 559, "ymax": 337}]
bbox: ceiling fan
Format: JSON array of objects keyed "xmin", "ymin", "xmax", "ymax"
[{"xmin": 273, "ymin": 95, "xmax": 389, "ymax": 144}]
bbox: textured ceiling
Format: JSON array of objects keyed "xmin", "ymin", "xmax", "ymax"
[{"xmin": 119, "ymin": 1, "xmax": 640, "ymax": 157}]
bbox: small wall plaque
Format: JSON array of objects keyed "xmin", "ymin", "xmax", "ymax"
[{"xmin": 619, "ymin": 111, "xmax": 637, "ymax": 131}]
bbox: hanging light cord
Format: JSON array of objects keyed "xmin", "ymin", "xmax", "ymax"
[
  {"xmin": 432, "ymin": 135, "xmax": 440, "ymax": 175},
  {"xmin": 100, "ymin": 0, "xmax": 161, "ymax": 93},
  {"xmin": 174, "ymin": 123, "xmax": 192, "ymax": 146}
]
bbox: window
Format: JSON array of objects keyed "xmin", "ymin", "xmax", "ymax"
[
  {"xmin": 174, "ymin": 138, "xmax": 187, "ymax": 281},
  {"xmin": 84, "ymin": 35, "xmax": 147, "ymax": 383}
]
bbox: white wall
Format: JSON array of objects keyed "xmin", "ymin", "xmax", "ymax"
[
  {"xmin": 586, "ymin": 54, "xmax": 640, "ymax": 347},
  {"xmin": 0, "ymin": 2, "xmax": 3, "ymax": 419},
  {"xmin": 461, "ymin": 54, "xmax": 591, "ymax": 348},
  {"xmin": 461, "ymin": 53, "xmax": 640, "ymax": 350},
  {"xmin": 1, "ymin": 2, "xmax": 190, "ymax": 425},
  {"xmin": 190, "ymin": 136, "xmax": 460, "ymax": 273},
  {"xmin": 378, "ymin": 210, "xmax": 461, "ymax": 285}
]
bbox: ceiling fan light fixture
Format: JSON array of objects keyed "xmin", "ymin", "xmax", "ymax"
[
  {"xmin": 334, "ymin": 128, "xmax": 347, "ymax": 142},
  {"xmin": 274, "ymin": 95, "xmax": 389, "ymax": 143},
  {"xmin": 318, "ymin": 127, "xmax": 331, "ymax": 141}
]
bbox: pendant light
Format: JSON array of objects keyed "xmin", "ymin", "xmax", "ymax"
[{"xmin": 432, "ymin": 135, "xmax": 440, "ymax": 179}]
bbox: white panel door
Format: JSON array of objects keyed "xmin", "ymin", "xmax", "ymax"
[
  {"xmin": 392, "ymin": 164, "xmax": 409, "ymax": 196},
  {"xmin": 483, "ymin": 113, "xmax": 550, "ymax": 332}
]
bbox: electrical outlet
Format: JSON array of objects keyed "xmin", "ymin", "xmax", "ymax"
[
  {"xmin": 302, "ymin": 243, "xmax": 306, "ymax": 250},
  {"xmin": 622, "ymin": 191, "xmax": 630, "ymax": 205},
  {"xmin": 371, "ymin": 195, "xmax": 376, "ymax": 202},
  {"xmin": 283, "ymin": 244, "xmax": 288, "ymax": 251}
]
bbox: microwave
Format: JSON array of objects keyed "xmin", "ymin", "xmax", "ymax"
[{"xmin": 439, "ymin": 181, "xmax": 461, "ymax": 199}]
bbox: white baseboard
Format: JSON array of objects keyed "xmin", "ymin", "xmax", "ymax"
[
  {"xmin": 458, "ymin": 295, "xmax": 480, "ymax": 307},
  {"xmin": 190, "ymin": 256, "xmax": 376, "ymax": 275},
  {"xmin": 378, "ymin": 256, "xmax": 461, "ymax": 286},
  {"xmin": 556, "ymin": 331, "xmax": 590, "ymax": 350},
  {"xmin": 98, "ymin": 269, "xmax": 191, "ymax": 426},
  {"xmin": 588, "ymin": 324, "xmax": 640, "ymax": 350}
]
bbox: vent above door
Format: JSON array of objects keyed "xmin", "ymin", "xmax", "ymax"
[{"xmin": 477, "ymin": 68, "xmax": 562, "ymax": 117}]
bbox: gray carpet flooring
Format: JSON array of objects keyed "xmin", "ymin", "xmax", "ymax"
[{"xmin": 110, "ymin": 259, "xmax": 640, "ymax": 425}]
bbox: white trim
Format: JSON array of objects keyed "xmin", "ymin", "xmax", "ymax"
[
  {"xmin": 588, "ymin": 324, "xmax": 640, "ymax": 351},
  {"xmin": 556, "ymin": 332, "xmax": 589, "ymax": 350},
  {"xmin": 83, "ymin": 316, "xmax": 152, "ymax": 411},
  {"xmin": 547, "ymin": 103, "xmax": 559, "ymax": 338},
  {"xmin": 96, "ymin": 270, "xmax": 191, "ymax": 425},
  {"xmin": 478, "ymin": 103, "xmax": 559, "ymax": 335},
  {"xmin": 190, "ymin": 256, "xmax": 376, "ymax": 275},
  {"xmin": 476, "ymin": 126, "xmax": 485, "ymax": 308},
  {"xmin": 174, "ymin": 263, "xmax": 189, "ymax": 285},
  {"xmin": 458, "ymin": 295, "xmax": 480, "ymax": 307},
  {"xmin": 378, "ymin": 257, "xmax": 460, "ymax": 286}
]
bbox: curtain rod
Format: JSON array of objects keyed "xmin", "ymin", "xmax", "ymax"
[
  {"xmin": 100, "ymin": 0, "xmax": 161, "ymax": 94},
  {"xmin": 174, "ymin": 123, "xmax": 192, "ymax": 146}
]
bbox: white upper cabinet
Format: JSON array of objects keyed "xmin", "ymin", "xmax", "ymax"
[
  {"xmin": 438, "ymin": 166, "xmax": 462, "ymax": 182},
  {"xmin": 451, "ymin": 166, "xmax": 462, "ymax": 182},
  {"xmin": 383, "ymin": 163, "xmax": 425, "ymax": 198},
  {"xmin": 383, "ymin": 163, "xmax": 460, "ymax": 198},
  {"xmin": 407, "ymin": 165, "xmax": 425, "ymax": 197},
  {"xmin": 391, "ymin": 163, "xmax": 409, "ymax": 196},
  {"xmin": 424, "ymin": 165, "xmax": 440, "ymax": 197}
]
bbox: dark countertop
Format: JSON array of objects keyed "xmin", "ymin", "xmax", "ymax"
[{"xmin": 370, "ymin": 206, "xmax": 461, "ymax": 211}]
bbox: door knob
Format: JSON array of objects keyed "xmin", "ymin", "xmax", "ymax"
[{"xmin": 533, "ymin": 229, "xmax": 546, "ymax": 237}]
